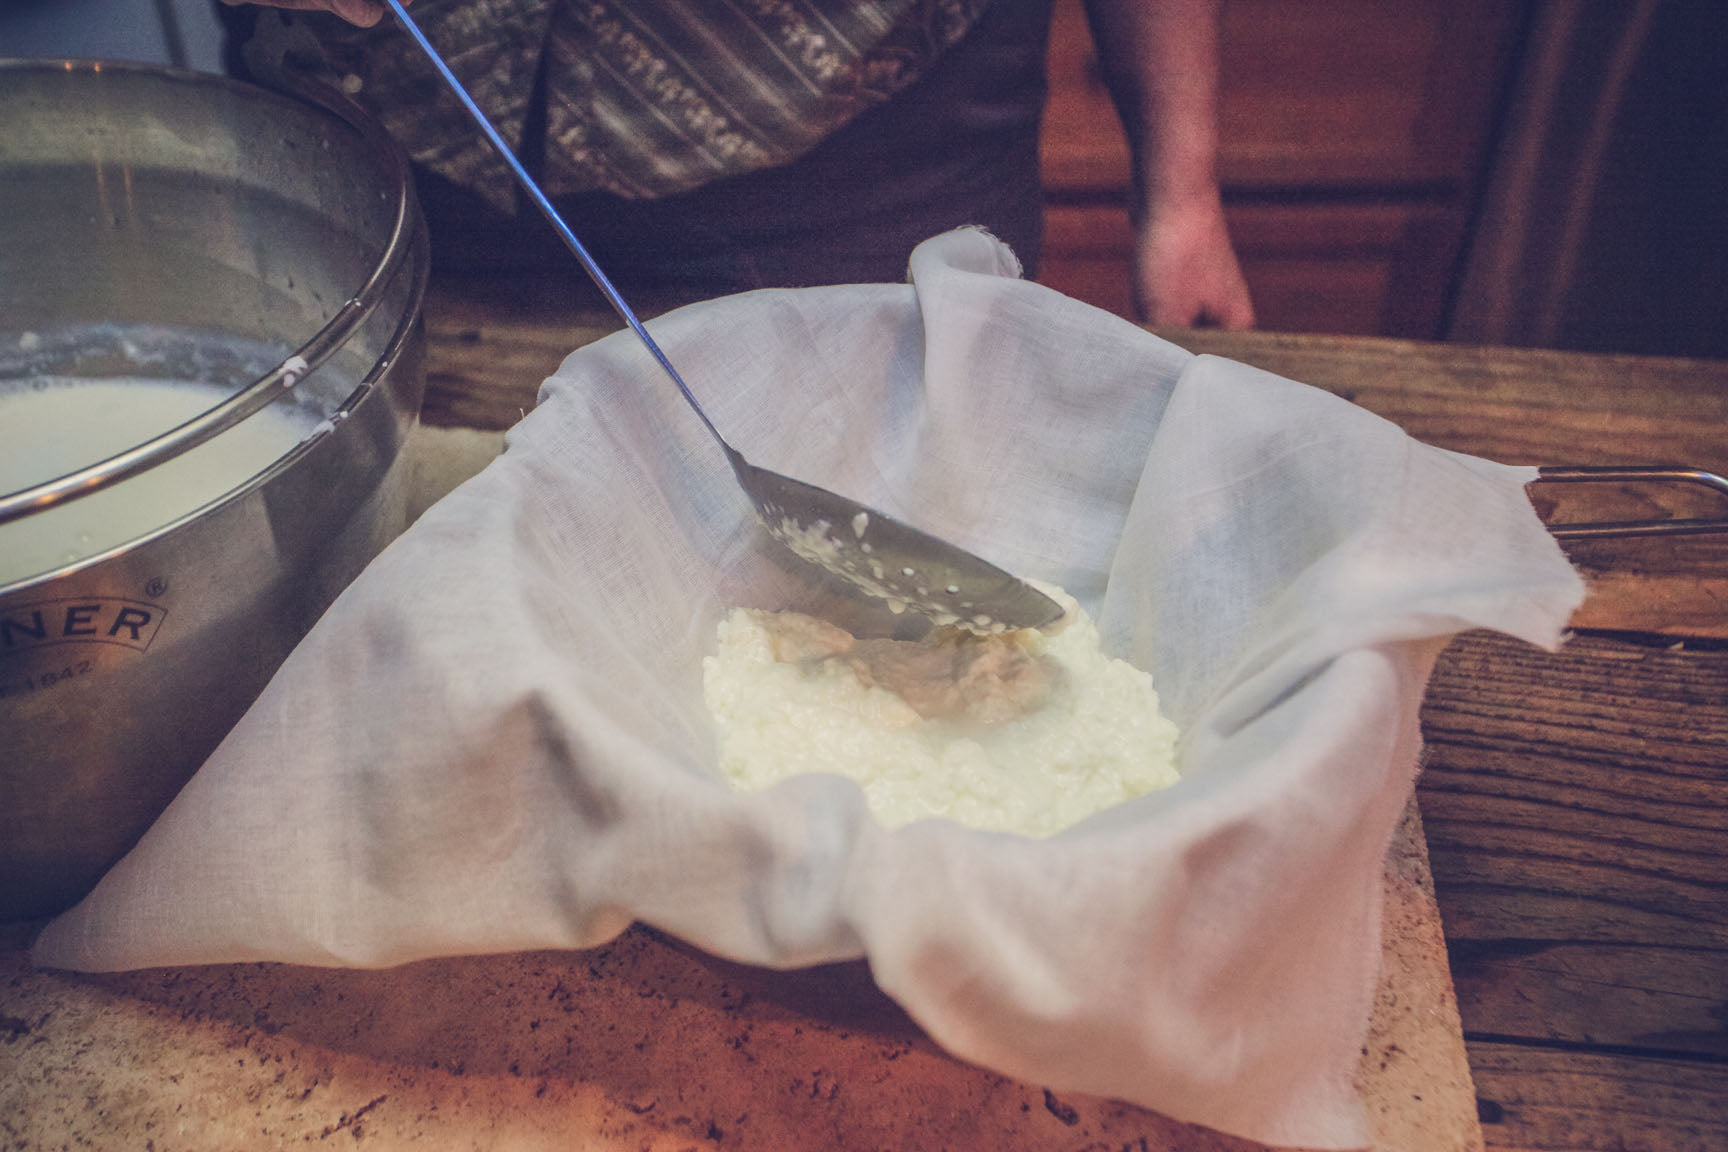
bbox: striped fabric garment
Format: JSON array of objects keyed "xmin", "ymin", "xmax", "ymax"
[{"xmin": 312, "ymin": 0, "xmax": 990, "ymax": 207}]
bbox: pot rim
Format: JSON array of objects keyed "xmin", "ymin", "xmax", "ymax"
[{"xmin": 0, "ymin": 58, "xmax": 421, "ymax": 532}]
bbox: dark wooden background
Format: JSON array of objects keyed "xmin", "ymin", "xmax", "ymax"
[{"xmin": 1040, "ymin": 0, "xmax": 1728, "ymax": 360}]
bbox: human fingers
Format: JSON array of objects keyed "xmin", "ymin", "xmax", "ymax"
[
  {"xmin": 1138, "ymin": 265, "xmax": 1255, "ymax": 330},
  {"xmin": 1132, "ymin": 194, "xmax": 1255, "ymax": 330}
]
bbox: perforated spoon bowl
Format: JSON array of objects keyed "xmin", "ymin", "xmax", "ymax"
[{"xmin": 385, "ymin": 0, "xmax": 1061, "ymax": 632}]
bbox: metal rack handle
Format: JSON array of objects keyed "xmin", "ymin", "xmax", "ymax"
[{"xmin": 1534, "ymin": 465, "xmax": 1728, "ymax": 539}]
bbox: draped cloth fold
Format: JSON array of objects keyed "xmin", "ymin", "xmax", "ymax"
[{"xmin": 34, "ymin": 230, "xmax": 1584, "ymax": 1149}]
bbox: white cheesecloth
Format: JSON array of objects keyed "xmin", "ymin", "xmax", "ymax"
[{"xmin": 34, "ymin": 229, "xmax": 1584, "ymax": 1148}]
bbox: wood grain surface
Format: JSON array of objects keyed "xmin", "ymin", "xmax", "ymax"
[
  {"xmin": 0, "ymin": 805, "xmax": 1474, "ymax": 1152},
  {"xmin": 1419, "ymin": 631, "xmax": 1728, "ymax": 1152}
]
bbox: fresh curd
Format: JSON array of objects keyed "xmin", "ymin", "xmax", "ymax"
[{"xmin": 703, "ymin": 585, "xmax": 1180, "ymax": 836}]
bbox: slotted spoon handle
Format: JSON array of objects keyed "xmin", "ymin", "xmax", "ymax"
[{"xmin": 382, "ymin": 0, "xmax": 733, "ymax": 460}]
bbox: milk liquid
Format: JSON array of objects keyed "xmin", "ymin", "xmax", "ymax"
[{"xmin": 0, "ymin": 377, "xmax": 319, "ymax": 586}]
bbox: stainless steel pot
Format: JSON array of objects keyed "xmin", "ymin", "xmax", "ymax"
[{"xmin": 0, "ymin": 61, "xmax": 429, "ymax": 920}]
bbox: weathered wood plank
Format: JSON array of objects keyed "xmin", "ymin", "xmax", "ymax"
[
  {"xmin": 1448, "ymin": 942, "xmax": 1728, "ymax": 1057},
  {"xmin": 1561, "ymin": 538, "xmax": 1728, "ymax": 640},
  {"xmin": 1417, "ymin": 629, "xmax": 1728, "ymax": 1147},
  {"xmin": 424, "ymin": 288, "xmax": 1728, "ymax": 472},
  {"xmin": 1158, "ymin": 331, "xmax": 1728, "ymax": 442},
  {"xmin": 1419, "ymin": 631, "xmax": 1728, "ymax": 947},
  {"xmin": 1466, "ymin": 1041, "xmax": 1728, "ymax": 1152}
]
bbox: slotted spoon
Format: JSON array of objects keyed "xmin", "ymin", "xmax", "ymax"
[{"xmin": 385, "ymin": 0, "xmax": 1060, "ymax": 633}]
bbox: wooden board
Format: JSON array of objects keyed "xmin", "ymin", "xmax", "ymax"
[
  {"xmin": 0, "ymin": 802, "xmax": 1479, "ymax": 1152},
  {"xmin": 0, "ymin": 415, "xmax": 1484, "ymax": 1150},
  {"xmin": 1466, "ymin": 1043, "xmax": 1728, "ymax": 1152},
  {"xmin": 1416, "ymin": 630, "xmax": 1728, "ymax": 1151}
]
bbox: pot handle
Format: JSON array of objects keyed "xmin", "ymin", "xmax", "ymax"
[{"xmin": 1533, "ymin": 465, "xmax": 1728, "ymax": 538}]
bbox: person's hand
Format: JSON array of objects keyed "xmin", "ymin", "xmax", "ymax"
[
  {"xmin": 1132, "ymin": 187, "xmax": 1255, "ymax": 329},
  {"xmin": 1080, "ymin": 0, "xmax": 1253, "ymax": 329},
  {"xmin": 220, "ymin": 0, "xmax": 401, "ymax": 29}
]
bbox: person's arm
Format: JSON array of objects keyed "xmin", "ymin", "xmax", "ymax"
[
  {"xmin": 220, "ymin": 0, "xmax": 394, "ymax": 29},
  {"xmin": 1080, "ymin": 0, "xmax": 1253, "ymax": 328}
]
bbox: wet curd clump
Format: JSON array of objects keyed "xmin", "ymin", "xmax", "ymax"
[{"xmin": 702, "ymin": 584, "xmax": 1179, "ymax": 836}]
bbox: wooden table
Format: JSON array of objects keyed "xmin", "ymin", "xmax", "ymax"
[
  {"xmin": 419, "ymin": 276, "xmax": 1728, "ymax": 1152},
  {"xmin": 3, "ymin": 278, "xmax": 1722, "ymax": 1151}
]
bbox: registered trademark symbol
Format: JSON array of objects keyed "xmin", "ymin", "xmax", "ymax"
[{"xmin": 144, "ymin": 577, "xmax": 168, "ymax": 598}]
